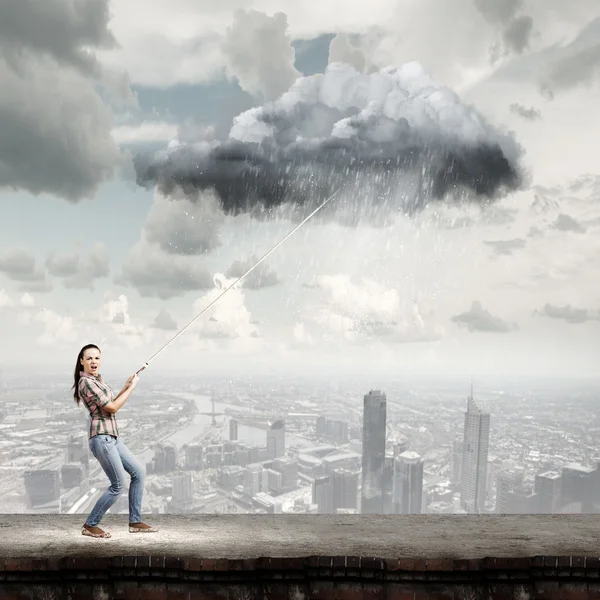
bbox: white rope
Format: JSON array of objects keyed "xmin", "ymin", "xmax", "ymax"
[{"xmin": 136, "ymin": 191, "xmax": 338, "ymax": 375}]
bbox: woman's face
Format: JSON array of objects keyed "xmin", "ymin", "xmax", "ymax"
[{"xmin": 80, "ymin": 347, "xmax": 101, "ymax": 376}]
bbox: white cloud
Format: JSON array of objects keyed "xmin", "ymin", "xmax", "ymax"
[
  {"xmin": 100, "ymin": 292, "xmax": 149, "ymax": 341},
  {"xmin": 306, "ymin": 274, "xmax": 443, "ymax": 345},
  {"xmin": 0, "ymin": 289, "xmax": 13, "ymax": 311},
  {"xmin": 292, "ymin": 321, "xmax": 314, "ymax": 346},
  {"xmin": 20, "ymin": 293, "xmax": 35, "ymax": 308},
  {"xmin": 192, "ymin": 274, "xmax": 260, "ymax": 340},
  {"xmin": 111, "ymin": 121, "xmax": 179, "ymax": 145},
  {"xmin": 34, "ymin": 308, "xmax": 78, "ymax": 347},
  {"xmin": 328, "ymin": 33, "xmax": 367, "ymax": 73},
  {"xmin": 223, "ymin": 9, "xmax": 300, "ymax": 100},
  {"xmin": 97, "ymin": 1, "xmax": 399, "ymax": 86}
]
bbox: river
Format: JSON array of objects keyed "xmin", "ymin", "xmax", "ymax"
[{"xmin": 138, "ymin": 393, "xmax": 315, "ymax": 464}]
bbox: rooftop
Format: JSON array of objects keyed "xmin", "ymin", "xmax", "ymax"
[
  {"xmin": 2, "ymin": 515, "xmax": 600, "ymax": 599},
  {"xmin": 1, "ymin": 514, "xmax": 599, "ymax": 559}
]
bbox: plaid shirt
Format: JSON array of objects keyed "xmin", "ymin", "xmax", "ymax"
[{"xmin": 78, "ymin": 371, "xmax": 119, "ymax": 439}]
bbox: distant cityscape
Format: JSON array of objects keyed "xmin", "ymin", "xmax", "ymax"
[{"xmin": 0, "ymin": 368, "xmax": 599, "ymax": 516}]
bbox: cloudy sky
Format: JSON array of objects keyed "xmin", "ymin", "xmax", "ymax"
[{"xmin": 0, "ymin": 0, "xmax": 599, "ymax": 379}]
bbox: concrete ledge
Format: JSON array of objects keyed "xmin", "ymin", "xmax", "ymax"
[
  {"xmin": 1, "ymin": 514, "xmax": 600, "ymax": 559},
  {"xmin": 2, "ymin": 515, "xmax": 600, "ymax": 599}
]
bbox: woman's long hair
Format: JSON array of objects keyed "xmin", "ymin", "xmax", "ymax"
[{"xmin": 73, "ymin": 344, "xmax": 100, "ymax": 405}]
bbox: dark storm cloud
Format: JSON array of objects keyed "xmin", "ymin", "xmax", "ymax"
[
  {"xmin": 135, "ymin": 64, "xmax": 523, "ymax": 218},
  {"xmin": 136, "ymin": 126, "xmax": 521, "ymax": 214}
]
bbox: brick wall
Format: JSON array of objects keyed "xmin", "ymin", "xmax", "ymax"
[{"xmin": 1, "ymin": 555, "xmax": 600, "ymax": 599}]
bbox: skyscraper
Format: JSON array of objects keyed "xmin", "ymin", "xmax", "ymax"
[
  {"xmin": 23, "ymin": 469, "xmax": 61, "ymax": 512},
  {"xmin": 185, "ymin": 444, "xmax": 203, "ymax": 470},
  {"xmin": 495, "ymin": 469, "xmax": 524, "ymax": 513},
  {"xmin": 450, "ymin": 440, "xmax": 464, "ymax": 485},
  {"xmin": 361, "ymin": 389, "xmax": 387, "ymax": 514},
  {"xmin": 561, "ymin": 464, "xmax": 595, "ymax": 513},
  {"xmin": 229, "ymin": 419, "xmax": 238, "ymax": 441},
  {"xmin": 392, "ymin": 451, "xmax": 424, "ymax": 514},
  {"xmin": 267, "ymin": 420, "xmax": 285, "ymax": 459},
  {"xmin": 332, "ymin": 469, "xmax": 359, "ymax": 512},
  {"xmin": 313, "ymin": 475, "xmax": 334, "ymax": 514},
  {"xmin": 171, "ymin": 473, "xmax": 194, "ymax": 512},
  {"xmin": 460, "ymin": 390, "xmax": 490, "ymax": 514}
]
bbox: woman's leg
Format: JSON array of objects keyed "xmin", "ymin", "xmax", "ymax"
[
  {"xmin": 114, "ymin": 437, "xmax": 145, "ymax": 524},
  {"xmin": 84, "ymin": 435, "xmax": 127, "ymax": 528}
]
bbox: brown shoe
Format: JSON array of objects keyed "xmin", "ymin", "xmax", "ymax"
[
  {"xmin": 129, "ymin": 522, "xmax": 159, "ymax": 533},
  {"xmin": 82, "ymin": 524, "xmax": 112, "ymax": 538}
]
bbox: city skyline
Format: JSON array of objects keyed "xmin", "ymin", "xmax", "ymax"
[{"xmin": 2, "ymin": 376, "xmax": 599, "ymax": 516}]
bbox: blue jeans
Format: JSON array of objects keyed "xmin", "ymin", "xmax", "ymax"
[{"xmin": 85, "ymin": 434, "xmax": 145, "ymax": 526}]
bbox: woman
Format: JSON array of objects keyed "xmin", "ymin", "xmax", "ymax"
[{"xmin": 73, "ymin": 343, "xmax": 158, "ymax": 539}]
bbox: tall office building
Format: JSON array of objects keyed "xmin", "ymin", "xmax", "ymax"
[
  {"xmin": 243, "ymin": 464, "xmax": 263, "ymax": 496},
  {"xmin": 460, "ymin": 390, "xmax": 490, "ymax": 514},
  {"xmin": 185, "ymin": 444, "xmax": 204, "ymax": 470},
  {"xmin": 561, "ymin": 464, "xmax": 595, "ymax": 513},
  {"xmin": 164, "ymin": 445, "xmax": 177, "ymax": 471},
  {"xmin": 61, "ymin": 464, "xmax": 83, "ymax": 489},
  {"xmin": 23, "ymin": 469, "xmax": 61, "ymax": 512},
  {"xmin": 171, "ymin": 473, "xmax": 194, "ymax": 512},
  {"xmin": 495, "ymin": 469, "xmax": 524, "ymax": 513},
  {"xmin": 272, "ymin": 458, "xmax": 298, "ymax": 492},
  {"xmin": 313, "ymin": 476, "xmax": 334, "ymax": 514},
  {"xmin": 229, "ymin": 419, "xmax": 238, "ymax": 441},
  {"xmin": 332, "ymin": 469, "xmax": 359, "ymax": 512},
  {"xmin": 451, "ymin": 440, "xmax": 464, "ymax": 485},
  {"xmin": 361, "ymin": 390, "xmax": 387, "ymax": 514},
  {"xmin": 67, "ymin": 434, "xmax": 89, "ymax": 475},
  {"xmin": 393, "ymin": 440, "xmax": 409, "ymax": 457},
  {"xmin": 383, "ymin": 454, "xmax": 395, "ymax": 514},
  {"xmin": 316, "ymin": 417, "xmax": 349, "ymax": 444},
  {"xmin": 392, "ymin": 451, "xmax": 424, "ymax": 514},
  {"xmin": 267, "ymin": 420, "xmax": 285, "ymax": 459}
]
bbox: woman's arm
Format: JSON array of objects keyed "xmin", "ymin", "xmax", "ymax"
[{"xmin": 105, "ymin": 375, "xmax": 139, "ymax": 414}]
